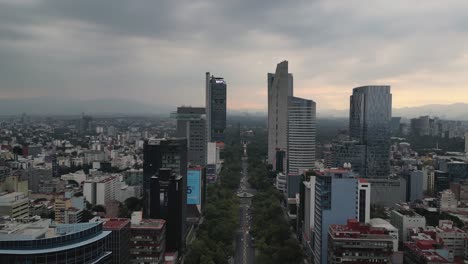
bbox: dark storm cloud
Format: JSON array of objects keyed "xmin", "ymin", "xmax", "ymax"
[{"xmin": 1, "ymin": 0, "xmax": 468, "ymax": 111}]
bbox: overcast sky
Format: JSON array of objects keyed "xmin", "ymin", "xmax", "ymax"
[{"xmin": 1, "ymin": 0, "xmax": 468, "ymax": 112}]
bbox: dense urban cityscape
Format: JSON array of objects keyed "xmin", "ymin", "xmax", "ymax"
[
  {"xmin": 1, "ymin": 60, "xmax": 468, "ymax": 264},
  {"xmin": 4, "ymin": 1, "xmax": 468, "ymax": 263}
]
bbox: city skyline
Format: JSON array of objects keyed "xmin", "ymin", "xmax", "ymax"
[{"xmin": 2, "ymin": 1, "xmax": 468, "ymax": 112}]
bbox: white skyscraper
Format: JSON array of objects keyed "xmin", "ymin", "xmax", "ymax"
[
  {"xmin": 288, "ymin": 96, "xmax": 316, "ymax": 174},
  {"xmin": 267, "ymin": 61, "xmax": 293, "ymax": 172}
]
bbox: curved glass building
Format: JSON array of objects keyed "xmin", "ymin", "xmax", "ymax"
[{"xmin": 0, "ymin": 219, "xmax": 112, "ymax": 264}]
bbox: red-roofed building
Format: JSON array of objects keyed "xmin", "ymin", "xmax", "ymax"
[
  {"xmin": 328, "ymin": 219, "xmax": 394, "ymax": 263},
  {"xmin": 130, "ymin": 217, "xmax": 166, "ymax": 264},
  {"xmin": 103, "ymin": 218, "xmax": 131, "ymax": 264}
]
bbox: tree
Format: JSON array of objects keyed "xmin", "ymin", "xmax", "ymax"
[{"xmin": 124, "ymin": 197, "xmax": 142, "ymax": 211}]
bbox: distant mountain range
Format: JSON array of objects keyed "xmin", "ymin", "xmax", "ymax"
[{"xmin": 1, "ymin": 98, "xmax": 468, "ymax": 120}]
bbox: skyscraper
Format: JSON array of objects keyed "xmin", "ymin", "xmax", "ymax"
[
  {"xmin": 142, "ymin": 138, "xmax": 187, "ymax": 218},
  {"xmin": 349, "ymin": 85, "xmax": 392, "ymax": 178},
  {"xmin": 288, "ymin": 96, "xmax": 316, "ymax": 174},
  {"xmin": 268, "ymin": 61, "xmax": 293, "ymax": 171},
  {"xmin": 205, "ymin": 72, "xmax": 227, "ymax": 143},
  {"xmin": 175, "ymin": 107, "xmax": 207, "ymax": 166}
]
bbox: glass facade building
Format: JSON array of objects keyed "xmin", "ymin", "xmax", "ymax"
[
  {"xmin": 205, "ymin": 72, "xmax": 226, "ymax": 143},
  {"xmin": 349, "ymin": 85, "xmax": 392, "ymax": 178},
  {"xmin": 0, "ymin": 221, "xmax": 112, "ymax": 264}
]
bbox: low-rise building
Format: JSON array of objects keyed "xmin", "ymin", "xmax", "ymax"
[
  {"xmin": 328, "ymin": 219, "xmax": 394, "ymax": 263},
  {"xmin": 0, "ymin": 192, "xmax": 29, "ymax": 219},
  {"xmin": 0, "ymin": 218, "xmax": 112, "ymax": 263},
  {"xmin": 130, "ymin": 212, "xmax": 166, "ymax": 264},
  {"xmin": 390, "ymin": 209, "xmax": 426, "ymax": 242}
]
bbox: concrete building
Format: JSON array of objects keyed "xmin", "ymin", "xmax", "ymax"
[
  {"xmin": 175, "ymin": 107, "xmax": 207, "ymax": 166},
  {"xmin": 369, "ymin": 218, "xmax": 399, "ymax": 252},
  {"xmin": 328, "ymin": 219, "xmax": 394, "ymax": 263},
  {"xmin": 349, "ymin": 85, "xmax": 392, "ymax": 178},
  {"xmin": 435, "ymin": 220, "xmax": 467, "ymax": 257},
  {"xmin": 404, "ymin": 239, "xmax": 454, "ymax": 264},
  {"xmin": 268, "ymin": 61, "xmax": 293, "ymax": 171},
  {"xmin": 83, "ymin": 175, "xmax": 118, "ymax": 205},
  {"xmin": 205, "ymin": 72, "xmax": 227, "ymax": 143},
  {"xmin": 54, "ymin": 193, "xmax": 84, "ymax": 224},
  {"xmin": 368, "ymin": 177, "xmax": 407, "ymax": 207},
  {"xmin": 313, "ymin": 169, "xmax": 371, "ymax": 264},
  {"xmin": 130, "ymin": 213, "xmax": 166, "ymax": 264},
  {"xmin": 299, "ymin": 176, "xmax": 316, "ymax": 262},
  {"xmin": 0, "ymin": 219, "xmax": 112, "ymax": 263},
  {"xmin": 390, "ymin": 210, "xmax": 426, "ymax": 242},
  {"xmin": 287, "ymin": 96, "xmax": 316, "ymax": 174},
  {"xmin": 440, "ymin": 189, "xmax": 458, "ymax": 210},
  {"xmin": 409, "ymin": 170, "xmax": 424, "ymax": 202},
  {"xmin": 275, "ymin": 172, "xmax": 287, "ymax": 194},
  {"xmin": 0, "ymin": 192, "xmax": 29, "ymax": 219}
]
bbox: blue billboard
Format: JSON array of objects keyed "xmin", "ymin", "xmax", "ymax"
[{"xmin": 187, "ymin": 170, "xmax": 201, "ymax": 205}]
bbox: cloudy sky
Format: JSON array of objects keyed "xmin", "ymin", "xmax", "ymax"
[{"xmin": 1, "ymin": 0, "xmax": 468, "ymax": 112}]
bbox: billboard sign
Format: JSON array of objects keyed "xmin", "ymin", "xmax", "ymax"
[{"xmin": 187, "ymin": 170, "xmax": 201, "ymax": 205}]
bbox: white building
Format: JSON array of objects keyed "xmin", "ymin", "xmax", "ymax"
[
  {"xmin": 436, "ymin": 220, "xmax": 467, "ymax": 257},
  {"xmin": 369, "ymin": 218, "xmax": 399, "ymax": 252},
  {"xmin": 390, "ymin": 210, "xmax": 426, "ymax": 242},
  {"xmin": 268, "ymin": 61, "xmax": 293, "ymax": 171},
  {"xmin": 287, "ymin": 97, "xmax": 316, "ymax": 174},
  {"xmin": 0, "ymin": 192, "xmax": 29, "ymax": 219},
  {"xmin": 275, "ymin": 172, "xmax": 287, "ymax": 193},
  {"xmin": 83, "ymin": 175, "xmax": 118, "ymax": 205},
  {"xmin": 440, "ymin": 189, "xmax": 458, "ymax": 210},
  {"xmin": 358, "ymin": 179, "xmax": 371, "ymax": 223}
]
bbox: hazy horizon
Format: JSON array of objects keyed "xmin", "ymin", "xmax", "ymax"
[{"xmin": 2, "ymin": 1, "xmax": 468, "ymax": 111}]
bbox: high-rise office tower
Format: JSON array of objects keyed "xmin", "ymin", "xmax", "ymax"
[
  {"xmin": 312, "ymin": 169, "xmax": 371, "ymax": 264},
  {"xmin": 288, "ymin": 96, "xmax": 316, "ymax": 174},
  {"xmin": 268, "ymin": 61, "xmax": 293, "ymax": 171},
  {"xmin": 142, "ymin": 138, "xmax": 187, "ymax": 218},
  {"xmin": 149, "ymin": 169, "xmax": 185, "ymax": 252},
  {"xmin": 349, "ymin": 85, "xmax": 392, "ymax": 178},
  {"xmin": 175, "ymin": 107, "xmax": 207, "ymax": 166},
  {"xmin": 205, "ymin": 72, "xmax": 227, "ymax": 143}
]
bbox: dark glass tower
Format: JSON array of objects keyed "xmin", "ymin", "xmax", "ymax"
[
  {"xmin": 143, "ymin": 138, "xmax": 187, "ymax": 218},
  {"xmin": 149, "ymin": 169, "xmax": 185, "ymax": 252},
  {"xmin": 206, "ymin": 72, "xmax": 227, "ymax": 143},
  {"xmin": 349, "ymin": 85, "xmax": 392, "ymax": 178}
]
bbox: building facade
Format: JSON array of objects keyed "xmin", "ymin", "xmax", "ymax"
[
  {"xmin": 142, "ymin": 138, "xmax": 187, "ymax": 218},
  {"xmin": 313, "ymin": 169, "xmax": 371, "ymax": 264},
  {"xmin": 287, "ymin": 96, "xmax": 316, "ymax": 174},
  {"xmin": 349, "ymin": 85, "xmax": 392, "ymax": 178},
  {"xmin": 175, "ymin": 107, "xmax": 207, "ymax": 166},
  {"xmin": 328, "ymin": 219, "xmax": 394, "ymax": 263},
  {"xmin": 130, "ymin": 216, "xmax": 166, "ymax": 264},
  {"xmin": 103, "ymin": 218, "xmax": 131, "ymax": 264},
  {"xmin": 268, "ymin": 61, "xmax": 293, "ymax": 171},
  {"xmin": 390, "ymin": 210, "xmax": 426, "ymax": 242},
  {"xmin": 205, "ymin": 72, "xmax": 226, "ymax": 143},
  {"xmin": 0, "ymin": 219, "xmax": 112, "ymax": 264}
]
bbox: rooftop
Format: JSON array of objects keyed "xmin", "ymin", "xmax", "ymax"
[
  {"xmin": 103, "ymin": 218, "xmax": 130, "ymax": 230},
  {"xmin": 404, "ymin": 242, "xmax": 450, "ymax": 263},
  {"xmin": 329, "ymin": 219, "xmax": 392, "ymax": 240},
  {"xmin": 131, "ymin": 219, "xmax": 165, "ymax": 230}
]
